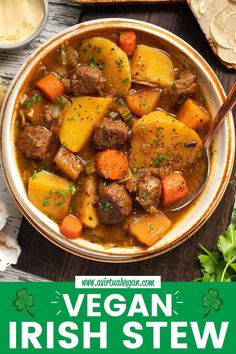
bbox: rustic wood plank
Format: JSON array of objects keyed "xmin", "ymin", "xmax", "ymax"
[
  {"xmin": 76, "ymin": 0, "xmax": 183, "ymax": 4},
  {"xmin": 0, "ymin": 267, "xmax": 48, "ymax": 282},
  {"xmin": 0, "ymin": 0, "xmax": 81, "ymax": 277},
  {"xmin": 15, "ymin": 3, "xmax": 236, "ymax": 281}
]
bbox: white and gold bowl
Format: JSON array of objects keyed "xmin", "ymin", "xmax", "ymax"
[{"xmin": 0, "ymin": 19, "xmax": 235, "ymax": 262}]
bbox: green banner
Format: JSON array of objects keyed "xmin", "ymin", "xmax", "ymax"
[{"xmin": 0, "ymin": 280, "xmax": 235, "ymax": 353}]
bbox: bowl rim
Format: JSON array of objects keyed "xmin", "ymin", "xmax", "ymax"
[
  {"xmin": 0, "ymin": 0, "xmax": 48, "ymax": 50},
  {"xmin": 1, "ymin": 18, "xmax": 235, "ymax": 262}
]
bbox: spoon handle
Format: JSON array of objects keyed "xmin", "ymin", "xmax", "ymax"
[{"xmin": 204, "ymin": 82, "xmax": 236, "ymax": 150}]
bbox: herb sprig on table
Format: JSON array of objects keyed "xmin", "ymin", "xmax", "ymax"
[{"xmin": 195, "ymin": 210, "xmax": 236, "ymax": 282}]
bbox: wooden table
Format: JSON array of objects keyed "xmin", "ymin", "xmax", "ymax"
[{"xmin": 1, "ymin": 0, "xmax": 235, "ymax": 282}]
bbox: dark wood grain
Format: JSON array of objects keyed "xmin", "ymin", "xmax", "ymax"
[{"xmin": 15, "ymin": 3, "xmax": 236, "ymax": 281}]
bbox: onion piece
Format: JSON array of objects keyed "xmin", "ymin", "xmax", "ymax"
[{"xmin": 131, "ymin": 79, "xmax": 159, "ymax": 88}]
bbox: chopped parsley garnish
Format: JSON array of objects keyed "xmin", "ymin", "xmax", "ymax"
[
  {"xmin": 153, "ymin": 138, "xmax": 160, "ymax": 145},
  {"xmin": 102, "ymin": 140, "xmax": 110, "ymax": 148},
  {"xmin": 54, "ymin": 73, "xmax": 61, "ymax": 80},
  {"xmin": 116, "ymin": 98, "xmax": 125, "ymax": 105},
  {"xmin": 85, "ymin": 162, "xmax": 96, "ymax": 176},
  {"xmin": 32, "ymin": 94, "xmax": 41, "ymax": 103},
  {"xmin": 131, "ymin": 166, "xmax": 137, "ymax": 173},
  {"xmin": 156, "ymin": 127, "xmax": 164, "ymax": 135},
  {"xmin": 98, "ymin": 63, "xmax": 105, "ymax": 70},
  {"xmin": 154, "ymin": 154, "xmax": 167, "ymax": 165},
  {"xmin": 43, "ymin": 197, "xmax": 50, "ymax": 206},
  {"xmin": 115, "ymin": 59, "xmax": 123, "ymax": 71},
  {"xmin": 99, "ymin": 200, "xmax": 114, "ymax": 211},
  {"xmin": 139, "ymin": 122, "xmax": 145, "ymax": 129},
  {"xmin": 23, "ymin": 100, "xmax": 33, "ymax": 109},
  {"xmin": 122, "ymin": 77, "xmax": 130, "ymax": 84},
  {"xmin": 58, "ymin": 190, "xmax": 67, "ymax": 197},
  {"xmin": 55, "ymin": 202, "xmax": 64, "ymax": 207},
  {"xmin": 199, "ymin": 95, "xmax": 205, "ymax": 102},
  {"xmin": 88, "ymin": 54, "xmax": 96, "ymax": 67},
  {"xmin": 61, "ymin": 142, "xmax": 68, "ymax": 148}
]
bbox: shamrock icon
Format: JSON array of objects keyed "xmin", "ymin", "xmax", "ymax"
[
  {"xmin": 14, "ymin": 288, "xmax": 35, "ymax": 317},
  {"xmin": 201, "ymin": 288, "xmax": 223, "ymax": 318}
]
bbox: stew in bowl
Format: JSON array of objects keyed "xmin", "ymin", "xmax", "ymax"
[{"xmin": 2, "ymin": 19, "xmax": 234, "ymax": 261}]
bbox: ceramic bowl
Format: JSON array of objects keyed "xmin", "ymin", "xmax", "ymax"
[
  {"xmin": 1, "ymin": 19, "xmax": 235, "ymax": 262},
  {"xmin": 0, "ymin": 0, "xmax": 48, "ymax": 50}
]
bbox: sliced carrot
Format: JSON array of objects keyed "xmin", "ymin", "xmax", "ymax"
[
  {"xmin": 96, "ymin": 149, "xmax": 129, "ymax": 180},
  {"xmin": 60, "ymin": 214, "xmax": 83, "ymax": 239},
  {"xmin": 119, "ymin": 31, "xmax": 137, "ymax": 56},
  {"xmin": 36, "ymin": 73, "xmax": 65, "ymax": 101},
  {"xmin": 161, "ymin": 172, "xmax": 189, "ymax": 206}
]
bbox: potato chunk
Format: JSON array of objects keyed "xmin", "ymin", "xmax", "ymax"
[
  {"xmin": 129, "ymin": 212, "xmax": 171, "ymax": 247},
  {"xmin": 28, "ymin": 170, "xmax": 72, "ymax": 221},
  {"xmin": 131, "ymin": 45, "xmax": 174, "ymax": 87},
  {"xmin": 78, "ymin": 37, "xmax": 131, "ymax": 96},
  {"xmin": 59, "ymin": 96, "xmax": 113, "ymax": 152},
  {"xmin": 177, "ymin": 98, "xmax": 211, "ymax": 131},
  {"xmin": 74, "ymin": 175, "xmax": 98, "ymax": 228},
  {"xmin": 130, "ymin": 110, "xmax": 203, "ymax": 174}
]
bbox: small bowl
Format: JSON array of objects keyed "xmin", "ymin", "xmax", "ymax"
[
  {"xmin": 0, "ymin": 19, "xmax": 235, "ymax": 262},
  {"xmin": 0, "ymin": 0, "xmax": 48, "ymax": 51}
]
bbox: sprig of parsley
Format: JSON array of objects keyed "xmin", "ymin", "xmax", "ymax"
[{"xmin": 196, "ymin": 221, "xmax": 236, "ymax": 282}]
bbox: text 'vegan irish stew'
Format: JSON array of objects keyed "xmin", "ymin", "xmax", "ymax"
[{"xmin": 15, "ymin": 31, "xmax": 211, "ymax": 247}]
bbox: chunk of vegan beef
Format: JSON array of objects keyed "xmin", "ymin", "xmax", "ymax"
[
  {"xmin": 54, "ymin": 147, "xmax": 84, "ymax": 180},
  {"xmin": 136, "ymin": 173, "xmax": 162, "ymax": 213},
  {"xmin": 18, "ymin": 125, "xmax": 53, "ymax": 160},
  {"xmin": 92, "ymin": 118, "xmax": 128, "ymax": 150},
  {"xmin": 67, "ymin": 64, "xmax": 106, "ymax": 96},
  {"xmin": 159, "ymin": 70, "xmax": 198, "ymax": 111},
  {"xmin": 97, "ymin": 183, "xmax": 132, "ymax": 224}
]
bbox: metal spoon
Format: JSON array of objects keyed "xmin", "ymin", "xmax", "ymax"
[{"xmin": 172, "ymin": 82, "xmax": 236, "ymax": 212}]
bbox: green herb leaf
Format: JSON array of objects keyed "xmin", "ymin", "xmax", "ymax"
[
  {"xmin": 24, "ymin": 100, "xmax": 32, "ymax": 109},
  {"xmin": 153, "ymin": 154, "xmax": 167, "ymax": 165},
  {"xmin": 69, "ymin": 182, "xmax": 76, "ymax": 195},
  {"xmin": 55, "ymin": 202, "xmax": 64, "ymax": 207},
  {"xmin": 99, "ymin": 200, "xmax": 114, "ymax": 211},
  {"xmin": 122, "ymin": 77, "xmax": 130, "ymax": 84},
  {"xmin": 89, "ymin": 54, "xmax": 96, "ymax": 67},
  {"xmin": 43, "ymin": 197, "xmax": 50, "ymax": 206},
  {"xmin": 116, "ymin": 98, "xmax": 125, "ymax": 105},
  {"xmin": 196, "ymin": 224, "xmax": 236, "ymax": 282},
  {"xmin": 32, "ymin": 94, "xmax": 41, "ymax": 103},
  {"xmin": 85, "ymin": 162, "xmax": 96, "ymax": 176},
  {"xmin": 61, "ymin": 142, "xmax": 68, "ymax": 148}
]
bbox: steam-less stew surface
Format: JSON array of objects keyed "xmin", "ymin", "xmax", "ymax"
[{"xmin": 15, "ymin": 30, "xmax": 211, "ymax": 248}]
